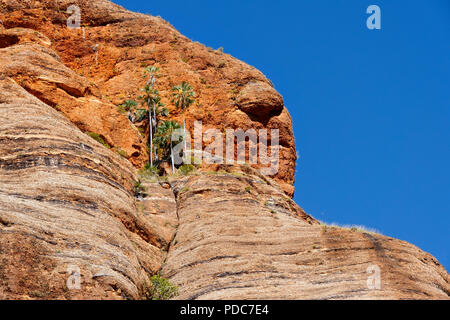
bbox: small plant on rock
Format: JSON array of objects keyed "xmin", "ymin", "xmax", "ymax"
[
  {"xmin": 134, "ymin": 180, "xmax": 148, "ymax": 198},
  {"xmin": 118, "ymin": 99, "xmax": 138, "ymax": 115},
  {"xmin": 138, "ymin": 163, "xmax": 160, "ymax": 181},
  {"xmin": 178, "ymin": 164, "xmax": 196, "ymax": 176},
  {"xmin": 116, "ymin": 147, "xmax": 128, "ymax": 158},
  {"xmin": 85, "ymin": 132, "xmax": 111, "ymax": 149},
  {"xmin": 144, "ymin": 275, "xmax": 178, "ymax": 300}
]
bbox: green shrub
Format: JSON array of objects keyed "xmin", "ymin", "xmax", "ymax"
[
  {"xmin": 179, "ymin": 187, "xmax": 190, "ymax": 194},
  {"xmin": 118, "ymin": 104, "xmax": 127, "ymax": 114},
  {"xmin": 134, "ymin": 180, "xmax": 148, "ymax": 197},
  {"xmin": 85, "ymin": 132, "xmax": 111, "ymax": 149},
  {"xmin": 145, "ymin": 275, "xmax": 178, "ymax": 300},
  {"xmin": 116, "ymin": 148, "xmax": 128, "ymax": 158},
  {"xmin": 178, "ymin": 164, "xmax": 196, "ymax": 176},
  {"xmin": 138, "ymin": 164, "xmax": 160, "ymax": 181},
  {"xmin": 144, "ymin": 163, "xmax": 160, "ymax": 175}
]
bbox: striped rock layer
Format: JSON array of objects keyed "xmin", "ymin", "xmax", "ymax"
[{"xmin": 0, "ymin": 0, "xmax": 449, "ymax": 300}]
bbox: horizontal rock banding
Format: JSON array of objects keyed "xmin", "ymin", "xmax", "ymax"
[
  {"xmin": 162, "ymin": 173, "xmax": 450, "ymax": 300},
  {"xmin": 0, "ymin": 0, "xmax": 448, "ymax": 301},
  {"xmin": 0, "ymin": 77, "xmax": 163, "ymax": 299}
]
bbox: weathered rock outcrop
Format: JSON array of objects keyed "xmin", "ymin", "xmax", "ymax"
[
  {"xmin": 163, "ymin": 169, "xmax": 450, "ymax": 299},
  {"xmin": 0, "ymin": 0, "xmax": 297, "ymax": 196},
  {"xmin": 0, "ymin": 26, "xmax": 148, "ymax": 167},
  {"xmin": 0, "ymin": 77, "xmax": 167, "ymax": 299},
  {"xmin": 0, "ymin": 0, "xmax": 449, "ymax": 300}
]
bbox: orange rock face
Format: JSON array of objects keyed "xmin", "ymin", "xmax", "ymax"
[
  {"xmin": 0, "ymin": 0, "xmax": 449, "ymax": 301},
  {"xmin": 0, "ymin": 0, "xmax": 297, "ymax": 196}
]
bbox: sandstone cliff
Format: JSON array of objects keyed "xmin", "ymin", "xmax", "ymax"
[
  {"xmin": 0, "ymin": 0, "xmax": 449, "ymax": 300},
  {"xmin": 0, "ymin": 0, "xmax": 296, "ymax": 196}
]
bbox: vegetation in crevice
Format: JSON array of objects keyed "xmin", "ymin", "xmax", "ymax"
[
  {"xmin": 119, "ymin": 66, "xmax": 199, "ymax": 177},
  {"xmin": 116, "ymin": 147, "xmax": 128, "ymax": 158},
  {"xmin": 133, "ymin": 179, "xmax": 148, "ymax": 198},
  {"xmin": 85, "ymin": 132, "xmax": 111, "ymax": 149},
  {"xmin": 142, "ymin": 274, "xmax": 178, "ymax": 300}
]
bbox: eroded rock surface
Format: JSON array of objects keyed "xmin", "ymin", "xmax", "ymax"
[
  {"xmin": 0, "ymin": 77, "xmax": 164, "ymax": 299},
  {"xmin": 0, "ymin": 0, "xmax": 449, "ymax": 301},
  {"xmin": 0, "ymin": 0, "xmax": 297, "ymax": 196},
  {"xmin": 0, "ymin": 26, "xmax": 148, "ymax": 167},
  {"xmin": 163, "ymin": 170, "xmax": 450, "ymax": 300}
]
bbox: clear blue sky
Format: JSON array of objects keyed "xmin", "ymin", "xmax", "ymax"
[{"xmin": 113, "ymin": 0, "xmax": 450, "ymax": 270}]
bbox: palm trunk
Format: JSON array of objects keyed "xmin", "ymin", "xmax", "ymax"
[
  {"xmin": 148, "ymin": 98, "xmax": 153, "ymax": 167},
  {"xmin": 182, "ymin": 109, "xmax": 187, "ymax": 162},
  {"xmin": 170, "ymin": 140, "xmax": 175, "ymax": 173},
  {"xmin": 153, "ymin": 104, "xmax": 158, "ymax": 161}
]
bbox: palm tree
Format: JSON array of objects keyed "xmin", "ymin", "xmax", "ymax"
[
  {"xmin": 152, "ymin": 96, "xmax": 169, "ymax": 124},
  {"xmin": 149, "ymin": 98, "xmax": 168, "ymax": 162},
  {"xmin": 139, "ymin": 66, "xmax": 161, "ymax": 166},
  {"xmin": 133, "ymin": 99, "xmax": 168, "ymax": 124},
  {"xmin": 119, "ymin": 100, "xmax": 138, "ymax": 121},
  {"xmin": 120, "ymin": 99, "xmax": 138, "ymax": 112},
  {"xmin": 171, "ymin": 82, "xmax": 195, "ymax": 159},
  {"xmin": 154, "ymin": 120, "xmax": 182, "ymax": 173}
]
